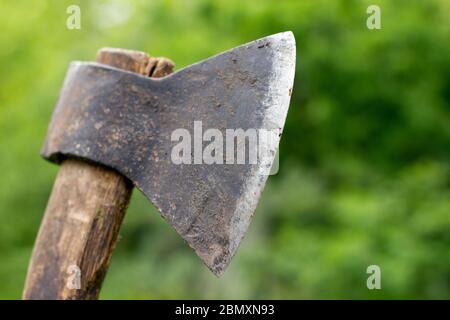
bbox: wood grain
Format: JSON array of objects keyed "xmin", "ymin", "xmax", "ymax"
[{"xmin": 23, "ymin": 49, "xmax": 174, "ymax": 300}]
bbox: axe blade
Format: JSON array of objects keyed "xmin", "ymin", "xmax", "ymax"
[
  {"xmin": 173, "ymin": 31, "xmax": 296, "ymax": 275},
  {"xmin": 42, "ymin": 32, "xmax": 296, "ymax": 275}
]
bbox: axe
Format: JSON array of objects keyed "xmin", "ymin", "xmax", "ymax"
[{"xmin": 23, "ymin": 32, "xmax": 296, "ymax": 299}]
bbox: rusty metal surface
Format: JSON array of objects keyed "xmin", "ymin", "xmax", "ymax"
[{"xmin": 41, "ymin": 32, "xmax": 296, "ymax": 275}]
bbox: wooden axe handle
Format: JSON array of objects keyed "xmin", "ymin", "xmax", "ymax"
[{"xmin": 23, "ymin": 49, "xmax": 174, "ymax": 300}]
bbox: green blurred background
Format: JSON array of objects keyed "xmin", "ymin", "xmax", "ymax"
[{"xmin": 0, "ymin": 0, "xmax": 449, "ymax": 299}]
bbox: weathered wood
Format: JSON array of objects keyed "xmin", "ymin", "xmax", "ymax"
[{"xmin": 23, "ymin": 49, "xmax": 174, "ymax": 300}]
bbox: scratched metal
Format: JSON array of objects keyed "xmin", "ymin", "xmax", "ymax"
[{"xmin": 41, "ymin": 32, "xmax": 296, "ymax": 275}]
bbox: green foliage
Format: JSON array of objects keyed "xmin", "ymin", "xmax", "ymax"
[{"xmin": 0, "ymin": 0, "xmax": 449, "ymax": 299}]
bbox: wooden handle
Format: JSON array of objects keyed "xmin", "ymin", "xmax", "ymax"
[{"xmin": 23, "ymin": 49, "xmax": 174, "ymax": 300}]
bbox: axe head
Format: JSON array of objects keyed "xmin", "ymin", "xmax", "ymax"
[{"xmin": 42, "ymin": 32, "xmax": 296, "ymax": 275}]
